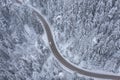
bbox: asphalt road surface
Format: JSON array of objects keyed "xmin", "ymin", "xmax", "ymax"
[{"xmin": 16, "ymin": 1, "xmax": 120, "ymax": 79}]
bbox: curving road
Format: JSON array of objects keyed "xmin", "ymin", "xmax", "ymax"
[
  {"xmin": 16, "ymin": 1, "xmax": 120, "ymax": 79},
  {"xmin": 33, "ymin": 10, "xmax": 120, "ymax": 80}
]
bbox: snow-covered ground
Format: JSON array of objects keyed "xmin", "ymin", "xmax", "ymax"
[
  {"xmin": 46, "ymin": 0, "xmax": 120, "ymax": 75},
  {"xmin": 0, "ymin": 0, "xmax": 119, "ymax": 80}
]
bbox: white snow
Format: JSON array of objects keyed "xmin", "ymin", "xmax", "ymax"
[
  {"xmin": 80, "ymin": 61, "xmax": 88, "ymax": 68},
  {"xmin": 24, "ymin": 24, "xmax": 31, "ymax": 34},
  {"xmin": 54, "ymin": 15, "xmax": 62, "ymax": 24},
  {"xmin": 92, "ymin": 37, "xmax": 98, "ymax": 44},
  {"xmin": 16, "ymin": 0, "xmax": 29, "ymax": 4},
  {"xmin": 18, "ymin": 3, "xmax": 120, "ymax": 79},
  {"xmin": 58, "ymin": 72, "xmax": 64, "ymax": 78},
  {"xmin": 42, "ymin": 33, "xmax": 49, "ymax": 46}
]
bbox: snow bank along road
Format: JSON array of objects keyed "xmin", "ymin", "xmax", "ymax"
[{"xmin": 16, "ymin": 1, "xmax": 120, "ymax": 80}]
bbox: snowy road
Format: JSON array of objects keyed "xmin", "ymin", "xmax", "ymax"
[
  {"xmin": 16, "ymin": 1, "xmax": 120, "ymax": 79},
  {"xmin": 32, "ymin": 10, "xmax": 120, "ymax": 80}
]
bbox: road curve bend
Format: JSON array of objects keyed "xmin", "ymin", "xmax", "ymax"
[
  {"xmin": 15, "ymin": 1, "xmax": 120, "ymax": 79},
  {"xmin": 32, "ymin": 10, "xmax": 120, "ymax": 80}
]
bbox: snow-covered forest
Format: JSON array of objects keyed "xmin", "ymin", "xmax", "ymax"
[
  {"xmin": 0, "ymin": 0, "xmax": 120, "ymax": 80},
  {"xmin": 37, "ymin": 0, "xmax": 120, "ymax": 74}
]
